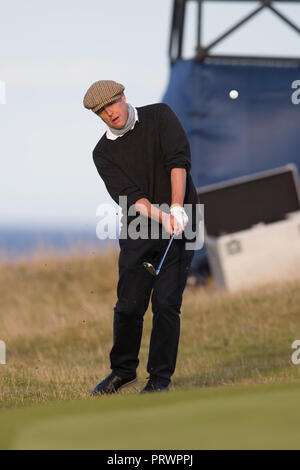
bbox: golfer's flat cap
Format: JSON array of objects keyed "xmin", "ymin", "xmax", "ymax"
[{"xmin": 83, "ymin": 80, "xmax": 125, "ymax": 113}]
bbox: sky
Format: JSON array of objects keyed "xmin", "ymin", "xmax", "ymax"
[{"xmin": 0, "ymin": 0, "xmax": 299, "ymax": 230}]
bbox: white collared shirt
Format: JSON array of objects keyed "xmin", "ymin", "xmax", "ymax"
[{"xmin": 106, "ymin": 106, "xmax": 139, "ymax": 140}]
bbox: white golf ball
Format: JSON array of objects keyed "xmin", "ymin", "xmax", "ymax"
[{"xmin": 229, "ymin": 89, "xmax": 239, "ymax": 100}]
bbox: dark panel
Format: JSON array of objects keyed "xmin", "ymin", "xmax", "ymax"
[{"xmin": 198, "ymin": 167, "xmax": 300, "ymax": 236}]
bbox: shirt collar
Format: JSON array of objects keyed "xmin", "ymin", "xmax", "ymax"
[{"xmin": 106, "ymin": 106, "xmax": 139, "ymax": 141}]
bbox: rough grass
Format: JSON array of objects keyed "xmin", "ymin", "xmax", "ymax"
[{"xmin": 1, "ymin": 248, "xmax": 300, "ymax": 410}]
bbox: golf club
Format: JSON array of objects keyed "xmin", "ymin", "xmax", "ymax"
[{"xmin": 143, "ymin": 232, "xmax": 175, "ymax": 276}]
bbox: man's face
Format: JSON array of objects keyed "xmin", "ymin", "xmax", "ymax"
[{"xmin": 97, "ymin": 94, "xmax": 128, "ymax": 129}]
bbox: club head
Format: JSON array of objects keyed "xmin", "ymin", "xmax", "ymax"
[{"xmin": 143, "ymin": 262, "xmax": 157, "ymax": 276}]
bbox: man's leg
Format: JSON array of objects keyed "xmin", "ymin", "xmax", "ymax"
[
  {"xmin": 147, "ymin": 235, "xmax": 195, "ymax": 386},
  {"xmin": 110, "ymin": 237, "xmax": 161, "ymax": 378}
]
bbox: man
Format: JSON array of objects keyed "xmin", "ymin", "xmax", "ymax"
[{"xmin": 83, "ymin": 80, "xmax": 199, "ymax": 394}]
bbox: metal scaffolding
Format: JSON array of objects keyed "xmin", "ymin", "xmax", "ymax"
[{"xmin": 169, "ymin": 0, "xmax": 300, "ymax": 63}]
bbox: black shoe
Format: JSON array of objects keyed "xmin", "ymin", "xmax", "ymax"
[
  {"xmin": 91, "ymin": 372, "xmax": 137, "ymax": 396},
  {"xmin": 140, "ymin": 376, "xmax": 169, "ymax": 393}
]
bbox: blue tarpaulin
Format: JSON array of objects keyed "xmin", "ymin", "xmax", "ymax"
[{"xmin": 162, "ymin": 58, "xmax": 300, "ymax": 278}]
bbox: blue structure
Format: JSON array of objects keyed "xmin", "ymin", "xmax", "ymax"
[
  {"xmin": 163, "ymin": 58, "xmax": 300, "ymax": 187},
  {"xmin": 162, "ymin": 0, "xmax": 300, "ymax": 281}
]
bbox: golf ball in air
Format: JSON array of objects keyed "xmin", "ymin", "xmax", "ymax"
[{"xmin": 229, "ymin": 89, "xmax": 239, "ymax": 99}]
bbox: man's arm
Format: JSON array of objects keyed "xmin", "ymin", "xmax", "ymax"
[
  {"xmin": 158, "ymin": 103, "xmax": 191, "ymax": 175},
  {"xmin": 135, "ymin": 168, "xmax": 187, "ymax": 235},
  {"xmin": 157, "ymin": 104, "xmax": 191, "ymax": 234},
  {"xmin": 135, "ymin": 198, "xmax": 175, "ymax": 235},
  {"xmin": 170, "ymin": 168, "xmax": 186, "ymax": 209}
]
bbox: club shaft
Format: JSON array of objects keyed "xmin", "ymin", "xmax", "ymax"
[{"xmin": 156, "ymin": 233, "xmax": 175, "ymax": 275}]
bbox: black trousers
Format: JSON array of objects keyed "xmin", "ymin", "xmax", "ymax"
[{"xmin": 110, "ymin": 233, "xmax": 195, "ymax": 386}]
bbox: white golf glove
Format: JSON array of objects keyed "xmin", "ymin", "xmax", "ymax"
[{"xmin": 170, "ymin": 205, "xmax": 189, "ymax": 235}]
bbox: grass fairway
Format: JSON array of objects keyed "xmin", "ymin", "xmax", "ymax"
[
  {"xmin": 0, "ymin": 382, "xmax": 300, "ymax": 449},
  {"xmin": 1, "ymin": 250, "xmax": 300, "ymax": 449}
]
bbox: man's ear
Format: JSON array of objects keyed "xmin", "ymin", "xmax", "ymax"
[{"xmin": 121, "ymin": 93, "xmax": 126, "ymax": 102}]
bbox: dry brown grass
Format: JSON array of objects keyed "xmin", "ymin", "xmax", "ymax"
[{"xmin": 1, "ymin": 247, "xmax": 300, "ymax": 409}]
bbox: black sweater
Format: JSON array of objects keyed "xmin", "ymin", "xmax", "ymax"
[{"xmin": 93, "ymin": 103, "xmax": 199, "ymax": 227}]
